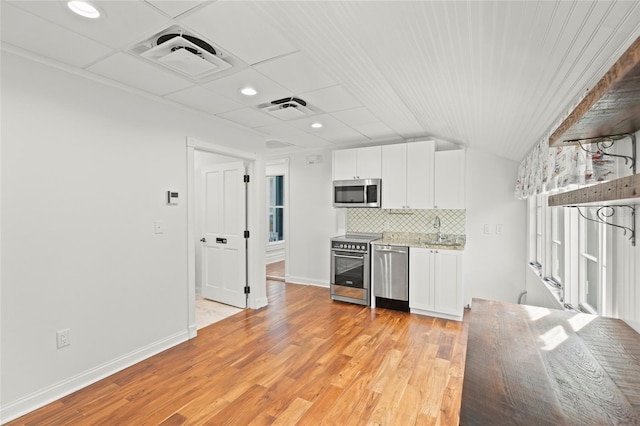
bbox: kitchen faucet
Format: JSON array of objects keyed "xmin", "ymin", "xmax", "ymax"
[{"xmin": 433, "ymin": 216, "xmax": 442, "ymax": 242}]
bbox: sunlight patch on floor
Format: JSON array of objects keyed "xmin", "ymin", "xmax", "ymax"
[{"xmin": 196, "ymin": 295, "xmax": 243, "ymax": 329}]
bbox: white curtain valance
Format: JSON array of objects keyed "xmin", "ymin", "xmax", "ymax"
[{"xmin": 514, "ymin": 138, "xmax": 621, "ymax": 200}]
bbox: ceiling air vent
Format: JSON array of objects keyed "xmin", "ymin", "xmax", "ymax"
[
  {"xmin": 259, "ymin": 97, "xmax": 315, "ymax": 120},
  {"xmin": 139, "ymin": 30, "xmax": 231, "ymax": 80}
]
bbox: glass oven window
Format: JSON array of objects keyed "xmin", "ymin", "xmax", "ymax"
[{"xmin": 334, "ymin": 253, "xmax": 364, "ymax": 288}]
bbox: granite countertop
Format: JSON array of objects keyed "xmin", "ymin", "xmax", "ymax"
[{"xmin": 372, "ymin": 232, "xmax": 466, "ymax": 250}]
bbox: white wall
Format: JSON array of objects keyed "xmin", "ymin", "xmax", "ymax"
[
  {"xmin": 464, "ymin": 148, "xmax": 527, "ymax": 306},
  {"xmin": 0, "ymin": 52, "xmax": 265, "ymax": 420},
  {"xmin": 272, "ymin": 150, "xmax": 340, "ymax": 286}
]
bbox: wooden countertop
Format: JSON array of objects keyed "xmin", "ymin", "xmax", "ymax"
[{"xmin": 460, "ymin": 299, "xmax": 640, "ymax": 425}]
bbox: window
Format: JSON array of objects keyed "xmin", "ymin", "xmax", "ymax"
[
  {"xmin": 267, "ymin": 175, "xmax": 284, "ymax": 244},
  {"xmin": 550, "ymin": 206, "xmax": 565, "ymax": 288},
  {"xmin": 535, "ymin": 195, "xmax": 543, "ymax": 268},
  {"xmin": 578, "ymin": 208, "xmax": 606, "ymax": 314}
]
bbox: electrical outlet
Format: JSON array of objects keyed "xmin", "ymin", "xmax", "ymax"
[
  {"xmin": 496, "ymin": 224, "xmax": 503, "ymax": 234},
  {"xmin": 57, "ymin": 329, "xmax": 70, "ymax": 349},
  {"xmin": 483, "ymin": 224, "xmax": 492, "ymax": 234}
]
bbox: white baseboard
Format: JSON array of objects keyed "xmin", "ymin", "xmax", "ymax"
[
  {"xmin": 265, "ymin": 251, "xmax": 285, "ymax": 264},
  {"xmin": 285, "ymin": 275, "xmax": 329, "ymax": 288},
  {"xmin": 0, "ymin": 330, "xmax": 189, "ymax": 424},
  {"xmin": 188, "ymin": 323, "xmax": 198, "ymax": 339},
  {"xmin": 409, "ymin": 308, "xmax": 463, "ymax": 322}
]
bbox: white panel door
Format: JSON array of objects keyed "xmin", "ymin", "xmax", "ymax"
[
  {"xmin": 201, "ymin": 161, "xmax": 246, "ymax": 308},
  {"xmin": 433, "ymin": 250, "xmax": 462, "ymax": 316},
  {"xmin": 381, "ymin": 143, "xmax": 407, "ymax": 209},
  {"xmin": 409, "ymin": 248, "xmax": 435, "ymax": 311},
  {"xmin": 406, "ymin": 140, "xmax": 435, "ymax": 209}
]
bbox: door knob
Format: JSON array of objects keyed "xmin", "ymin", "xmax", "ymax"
[{"xmin": 200, "ymin": 237, "xmax": 206, "ymax": 243}]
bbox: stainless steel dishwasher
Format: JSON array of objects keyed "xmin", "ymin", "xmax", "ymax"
[{"xmin": 372, "ymin": 244, "xmax": 409, "ymax": 312}]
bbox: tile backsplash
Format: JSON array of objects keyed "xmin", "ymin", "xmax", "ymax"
[{"xmin": 347, "ymin": 208, "xmax": 466, "ymax": 235}]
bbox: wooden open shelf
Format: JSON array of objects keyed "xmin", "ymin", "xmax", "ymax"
[
  {"xmin": 548, "ymin": 173, "xmax": 640, "ymax": 206},
  {"xmin": 549, "ymin": 36, "xmax": 640, "ymax": 147},
  {"xmin": 546, "ymin": 36, "xmax": 640, "ymax": 207}
]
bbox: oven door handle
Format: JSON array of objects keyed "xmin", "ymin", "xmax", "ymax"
[{"xmin": 333, "ymin": 253, "xmax": 365, "ymax": 260}]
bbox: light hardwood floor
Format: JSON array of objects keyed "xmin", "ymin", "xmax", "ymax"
[
  {"xmin": 266, "ymin": 260, "xmax": 285, "ymax": 281},
  {"xmin": 8, "ymin": 281, "xmax": 469, "ymax": 425}
]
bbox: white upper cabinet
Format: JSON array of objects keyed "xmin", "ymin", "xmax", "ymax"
[
  {"xmin": 381, "ymin": 143, "xmax": 406, "ymax": 209},
  {"xmin": 332, "ymin": 146, "xmax": 381, "ymax": 181},
  {"xmin": 381, "ymin": 140, "xmax": 435, "ymax": 209},
  {"xmin": 406, "ymin": 141, "xmax": 435, "ymax": 209},
  {"xmin": 434, "ymin": 149, "xmax": 465, "ymax": 209}
]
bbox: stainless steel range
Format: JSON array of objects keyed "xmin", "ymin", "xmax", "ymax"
[{"xmin": 330, "ymin": 233, "xmax": 382, "ymax": 306}]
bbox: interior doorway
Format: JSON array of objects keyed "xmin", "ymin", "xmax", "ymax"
[{"xmin": 187, "ymin": 137, "xmax": 266, "ymax": 338}]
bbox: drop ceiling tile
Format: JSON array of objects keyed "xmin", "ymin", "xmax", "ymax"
[
  {"xmin": 352, "ymin": 122, "xmax": 399, "ymax": 140},
  {"xmin": 145, "ymin": 1, "xmax": 205, "ymax": 18},
  {"xmin": 216, "ymin": 108, "xmax": 282, "ymax": 128},
  {"xmin": 254, "ymin": 123, "xmax": 306, "ymax": 139},
  {"xmin": 331, "ymin": 107, "xmax": 379, "ymax": 127},
  {"xmin": 253, "ymin": 51, "xmax": 336, "ymax": 94},
  {"xmin": 165, "ymin": 86, "xmax": 243, "ymax": 115},
  {"xmin": 1, "ymin": 3, "xmax": 112, "ymax": 68},
  {"xmin": 287, "ymin": 114, "xmax": 350, "ymax": 133},
  {"xmin": 9, "ymin": 1, "xmax": 170, "ymax": 49},
  {"xmin": 202, "ymin": 68, "xmax": 290, "ymax": 107},
  {"xmin": 179, "ymin": 2, "xmax": 297, "ymax": 65},
  {"xmin": 87, "ymin": 52, "xmax": 193, "ymax": 96},
  {"xmin": 281, "ymin": 133, "xmax": 335, "ymax": 148},
  {"xmin": 300, "ymin": 85, "xmax": 362, "ymax": 113},
  {"xmin": 319, "ymin": 127, "xmax": 368, "ymax": 144}
]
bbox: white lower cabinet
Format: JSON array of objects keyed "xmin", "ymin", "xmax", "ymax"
[{"xmin": 409, "ymin": 248, "xmax": 463, "ymax": 321}]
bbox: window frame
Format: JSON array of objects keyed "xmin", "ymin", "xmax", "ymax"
[{"xmin": 267, "ymin": 175, "xmax": 285, "ymax": 245}]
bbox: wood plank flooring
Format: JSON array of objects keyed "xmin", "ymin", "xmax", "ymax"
[
  {"xmin": 8, "ymin": 281, "xmax": 469, "ymax": 425},
  {"xmin": 266, "ymin": 261, "xmax": 285, "ymax": 281}
]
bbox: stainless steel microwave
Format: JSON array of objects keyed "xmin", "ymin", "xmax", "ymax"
[{"xmin": 333, "ymin": 179, "xmax": 381, "ymax": 208}]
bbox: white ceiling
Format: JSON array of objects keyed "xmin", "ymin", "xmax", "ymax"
[{"xmin": 2, "ymin": 1, "xmax": 640, "ymax": 161}]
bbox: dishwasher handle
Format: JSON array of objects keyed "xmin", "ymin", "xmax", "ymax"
[{"xmin": 374, "ymin": 246, "xmax": 408, "ymax": 254}]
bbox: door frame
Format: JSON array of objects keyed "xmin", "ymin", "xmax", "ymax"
[{"xmin": 186, "ymin": 137, "xmax": 267, "ymax": 338}]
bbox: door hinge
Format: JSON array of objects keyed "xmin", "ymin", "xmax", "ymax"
[
  {"xmin": 244, "ymin": 286, "xmax": 251, "ymax": 294},
  {"xmin": 243, "ymin": 174, "xmax": 250, "ymax": 183},
  {"xmin": 244, "ymin": 230, "xmax": 250, "ymax": 238}
]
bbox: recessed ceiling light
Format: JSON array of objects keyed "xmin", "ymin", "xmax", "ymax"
[
  {"xmin": 240, "ymin": 87, "xmax": 257, "ymax": 96},
  {"xmin": 311, "ymin": 122, "xmax": 323, "ymax": 129},
  {"xmin": 67, "ymin": 1, "xmax": 101, "ymax": 19}
]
